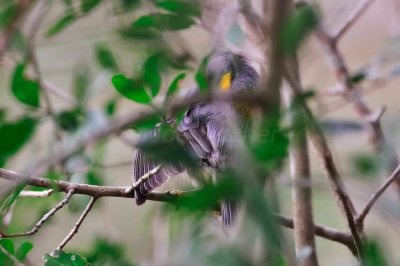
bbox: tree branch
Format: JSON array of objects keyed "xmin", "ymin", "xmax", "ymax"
[
  {"xmin": 274, "ymin": 213, "xmax": 356, "ymax": 255},
  {"xmin": 57, "ymin": 197, "xmax": 97, "ymax": 250},
  {"xmin": 356, "ymin": 164, "xmax": 400, "ymax": 228},
  {"xmin": 333, "ymin": 0, "xmax": 377, "ymax": 41},
  {"xmin": 0, "ymin": 167, "xmax": 359, "ymax": 256},
  {"xmin": 0, "ymin": 190, "xmax": 73, "ymax": 238}
]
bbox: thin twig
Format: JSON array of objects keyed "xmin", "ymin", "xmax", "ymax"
[
  {"xmin": 125, "ymin": 165, "xmax": 162, "ymax": 194},
  {"xmin": 57, "ymin": 197, "xmax": 97, "ymax": 250},
  {"xmin": 0, "ymin": 190, "xmax": 74, "ymax": 238},
  {"xmin": 356, "ymin": 164, "xmax": 400, "ymax": 227},
  {"xmin": 333, "ymin": 0, "xmax": 377, "ymax": 41}
]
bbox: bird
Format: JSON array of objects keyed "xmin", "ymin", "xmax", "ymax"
[{"xmin": 132, "ymin": 51, "xmax": 259, "ymax": 229}]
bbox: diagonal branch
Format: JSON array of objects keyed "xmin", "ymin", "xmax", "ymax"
[
  {"xmin": 333, "ymin": 0, "xmax": 377, "ymax": 41},
  {"xmin": 0, "ymin": 190, "xmax": 74, "ymax": 238},
  {"xmin": 57, "ymin": 197, "xmax": 97, "ymax": 250},
  {"xmin": 356, "ymin": 164, "xmax": 400, "ymax": 228}
]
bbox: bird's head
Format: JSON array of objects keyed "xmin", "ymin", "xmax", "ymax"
[{"xmin": 206, "ymin": 51, "xmax": 259, "ymax": 94}]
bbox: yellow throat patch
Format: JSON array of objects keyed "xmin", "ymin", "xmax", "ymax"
[{"xmin": 219, "ymin": 72, "xmax": 231, "ymax": 91}]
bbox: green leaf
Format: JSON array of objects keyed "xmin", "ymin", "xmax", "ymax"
[
  {"xmin": 280, "ymin": 4, "xmax": 319, "ymax": 55},
  {"xmin": 73, "ymin": 66, "xmax": 90, "ymax": 106},
  {"xmin": 156, "ymin": 1, "xmax": 201, "ymax": 17},
  {"xmin": 55, "ymin": 109, "xmax": 85, "ymax": 132},
  {"xmin": 348, "ymin": 70, "xmax": 367, "ymax": 85},
  {"xmin": 166, "ymin": 73, "xmax": 186, "ymax": 99},
  {"xmin": 142, "ymin": 56, "xmax": 162, "ymax": 98},
  {"xmin": 10, "ymin": 30, "xmax": 27, "ymax": 54},
  {"xmin": 0, "ymin": 3, "xmax": 15, "ymax": 29},
  {"xmin": 0, "ymin": 183, "xmax": 25, "ymax": 219},
  {"xmin": 11, "ymin": 63, "xmax": 40, "ymax": 107},
  {"xmin": 137, "ymin": 124, "xmax": 196, "ymax": 168},
  {"xmin": 195, "ymin": 56, "xmax": 209, "ymax": 91},
  {"xmin": 81, "ymin": 0, "xmax": 102, "ymax": 13},
  {"xmin": 352, "ymin": 153, "xmax": 381, "ymax": 178},
  {"xmin": 95, "ymin": 44, "xmax": 118, "ymax": 71},
  {"xmin": 363, "ymin": 240, "xmax": 388, "ymax": 266},
  {"xmin": 84, "ymin": 238, "xmax": 136, "ymax": 265},
  {"xmin": 131, "ymin": 115, "xmax": 161, "ymax": 132},
  {"xmin": 0, "ymin": 118, "xmax": 37, "ymax": 162},
  {"xmin": 118, "ymin": 27, "xmax": 161, "ymax": 40},
  {"xmin": 111, "ymin": 73, "xmax": 151, "ymax": 104},
  {"xmin": 44, "ymin": 250, "xmax": 90, "ymax": 266},
  {"xmin": 46, "ymin": 13, "xmax": 77, "ymax": 37},
  {"xmin": 132, "ymin": 13, "xmax": 195, "ymax": 31},
  {"xmin": 15, "ymin": 242, "xmax": 33, "ymax": 262},
  {"xmin": 104, "ymin": 99, "xmax": 117, "ymax": 117},
  {"xmin": 86, "ymin": 170, "xmax": 103, "ymax": 186},
  {"xmin": 0, "ymin": 239, "xmax": 14, "ymax": 254}
]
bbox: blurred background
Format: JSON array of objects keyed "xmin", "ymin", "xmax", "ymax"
[{"xmin": 1, "ymin": 0, "xmax": 400, "ymax": 265}]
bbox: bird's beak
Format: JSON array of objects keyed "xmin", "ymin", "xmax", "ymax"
[{"xmin": 219, "ymin": 72, "xmax": 232, "ymax": 91}]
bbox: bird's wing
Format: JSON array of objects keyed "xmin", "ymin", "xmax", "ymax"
[{"xmin": 132, "ymin": 130, "xmax": 184, "ymax": 205}]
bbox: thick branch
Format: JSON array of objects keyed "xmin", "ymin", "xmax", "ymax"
[
  {"xmin": 285, "ymin": 52, "xmax": 319, "ymax": 266},
  {"xmin": 284, "ymin": 69, "xmax": 364, "ymax": 259}
]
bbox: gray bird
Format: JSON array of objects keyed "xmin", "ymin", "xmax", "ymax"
[{"xmin": 132, "ymin": 51, "xmax": 259, "ymax": 228}]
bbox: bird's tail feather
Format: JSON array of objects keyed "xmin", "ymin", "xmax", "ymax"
[{"xmin": 221, "ymin": 200, "xmax": 238, "ymax": 233}]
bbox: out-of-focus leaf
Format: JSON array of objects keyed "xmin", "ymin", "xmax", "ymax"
[
  {"xmin": 55, "ymin": 109, "xmax": 85, "ymax": 132},
  {"xmin": 84, "ymin": 238, "xmax": 136, "ymax": 265},
  {"xmin": 0, "ymin": 3, "xmax": 15, "ymax": 29},
  {"xmin": 111, "ymin": 73, "xmax": 151, "ymax": 104},
  {"xmin": 0, "ymin": 183, "xmax": 25, "ymax": 219},
  {"xmin": 0, "ymin": 118, "xmax": 37, "ymax": 163},
  {"xmin": 137, "ymin": 124, "xmax": 196, "ymax": 167},
  {"xmin": 348, "ymin": 70, "xmax": 367, "ymax": 85},
  {"xmin": 86, "ymin": 170, "xmax": 103, "ymax": 186},
  {"xmin": 142, "ymin": 55, "xmax": 162, "ymax": 97},
  {"xmin": 352, "ymin": 153, "xmax": 381, "ymax": 178},
  {"xmin": 132, "ymin": 13, "xmax": 195, "ymax": 31},
  {"xmin": 131, "ymin": 115, "xmax": 161, "ymax": 132},
  {"xmin": 195, "ymin": 56, "xmax": 209, "ymax": 91},
  {"xmin": 0, "ymin": 109, "xmax": 6, "ymax": 122},
  {"xmin": 245, "ymin": 185, "xmax": 281, "ymax": 249},
  {"xmin": 0, "ymin": 239, "xmax": 14, "ymax": 254},
  {"xmin": 46, "ymin": 13, "xmax": 77, "ymax": 37},
  {"xmin": 166, "ymin": 72, "xmax": 186, "ymax": 99},
  {"xmin": 156, "ymin": 1, "xmax": 201, "ymax": 17},
  {"xmin": 118, "ymin": 27, "xmax": 161, "ymax": 40},
  {"xmin": 10, "ymin": 30, "xmax": 27, "ymax": 54},
  {"xmin": 176, "ymin": 173, "xmax": 242, "ymax": 211},
  {"xmin": 11, "ymin": 63, "xmax": 40, "ymax": 107},
  {"xmin": 104, "ymin": 98, "xmax": 117, "ymax": 116},
  {"xmin": 73, "ymin": 67, "xmax": 89, "ymax": 106},
  {"xmin": 117, "ymin": 0, "xmax": 141, "ymax": 12},
  {"xmin": 95, "ymin": 44, "xmax": 118, "ymax": 71},
  {"xmin": 44, "ymin": 250, "xmax": 90, "ymax": 266},
  {"xmin": 251, "ymin": 121, "xmax": 289, "ymax": 163},
  {"xmin": 363, "ymin": 240, "xmax": 388, "ymax": 266},
  {"xmin": 15, "ymin": 242, "xmax": 33, "ymax": 262},
  {"xmin": 81, "ymin": 0, "xmax": 102, "ymax": 13},
  {"xmin": 280, "ymin": 4, "xmax": 319, "ymax": 55}
]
